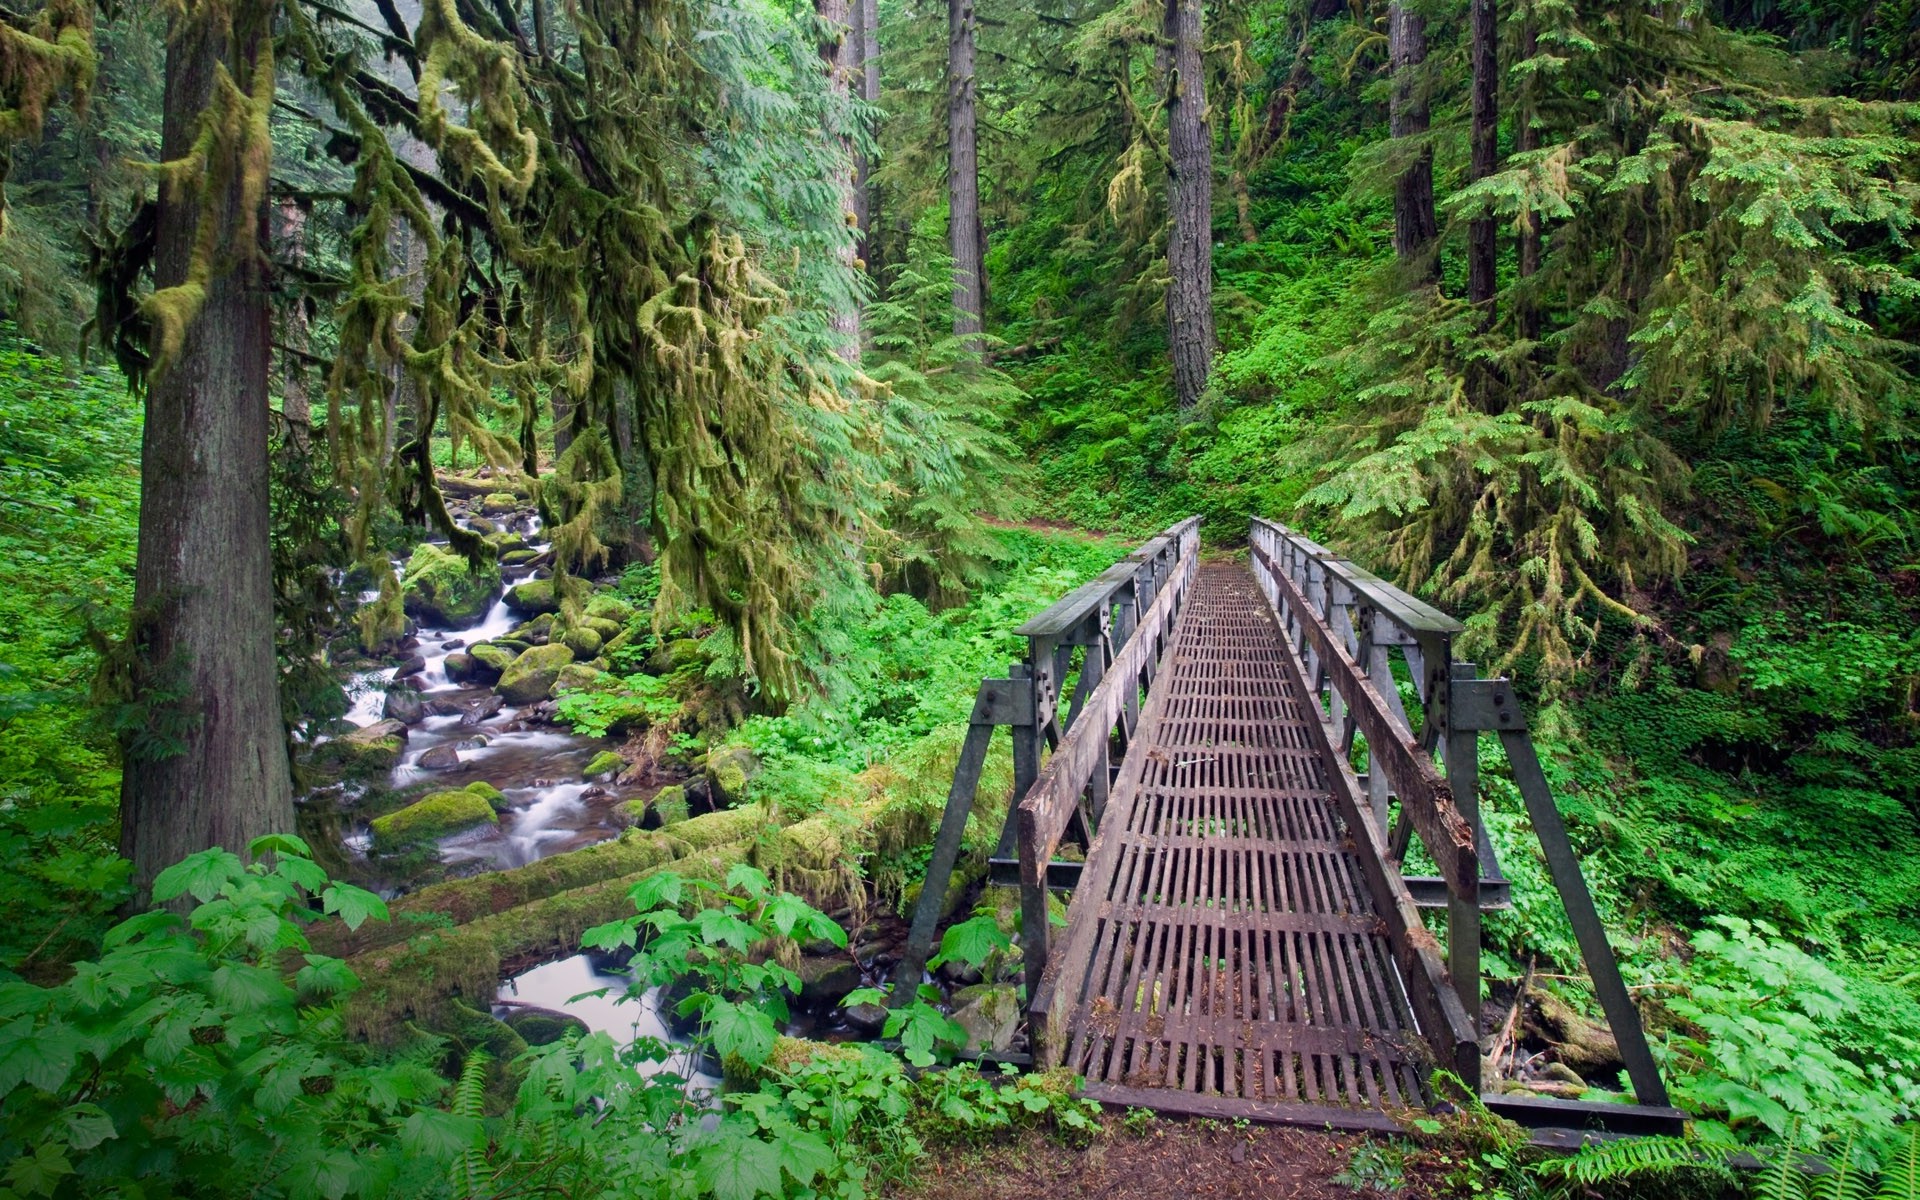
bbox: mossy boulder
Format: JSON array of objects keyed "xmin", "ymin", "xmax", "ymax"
[
  {"xmin": 497, "ymin": 643, "xmax": 574, "ymax": 704},
  {"xmin": 444, "ymin": 651, "xmax": 479, "ymax": 683},
  {"xmin": 513, "ymin": 613, "xmax": 556, "ymax": 644},
  {"xmin": 706, "ymin": 746, "xmax": 759, "ymax": 805},
  {"xmin": 651, "ymin": 784, "xmax": 689, "ymax": 826},
  {"xmin": 311, "ymin": 719, "xmax": 408, "ymax": 777},
  {"xmin": 584, "ymin": 595, "xmax": 636, "ymax": 625},
  {"xmin": 480, "ymin": 492, "xmax": 519, "ymax": 514},
  {"xmin": 583, "ymin": 750, "xmax": 625, "ymax": 780},
  {"xmin": 370, "ymin": 784, "xmax": 500, "ymax": 848},
  {"xmin": 401, "ymin": 543, "xmax": 502, "ymax": 629},
  {"xmin": 650, "ymin": 637, "xmax": 705, "ymax": 674},
  {"xmin": 505, "ymin": 578, "xmax": 560, "ymax": 616},
  {"xmin": 465, "ymin": 781, "xmax": 508, "ymax": 810},
  {"xmin": 501, "ymin": 549, "xmax": 539, "ymax": 567},
  {"xmin": 583, "ymin": 616, "xmax": 623, "ymax": 643},
  {"xmin": 502, "ymin": 1007, "xmax": 590, "ymax": 1047},
  {"xmin": 563, "ymin": 626, "xmax": 603, "ymax": 659},
  {"xmin": 555, "ymin": 663, "xmax": 617, "ymax": 694},
  {"xmin": 468, "ymin": 642, "xmax": 516, "ymax": 682},
  {"xmin": 950, "ymin": 983, "xmax": 1021, "ymax": 1053}
]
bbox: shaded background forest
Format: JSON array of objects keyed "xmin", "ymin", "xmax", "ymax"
[{"xmin": 0, "ymin": 0, "xmax": 1918, "ymax": 1185}]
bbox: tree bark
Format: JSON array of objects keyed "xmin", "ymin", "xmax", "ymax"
[
  {"xmin": 947, "ymin": 0, "xmax": 983, "ymax": 348},
  {"xmin": 1516, "ymin": 17, "xmax": 1541, "ymax": 343},
  {"xmin": 1466, "ymin": 0, "xmax": 1497, "ymax": 314},
  {"xmin": 1388, "ymin": 3, "xmax": 1437, "ymax": 275},
  {"xmin": 121, "ymin": 0, "xmax": 294, "ymax": 902},
  {"xmin": 819, "ymin": 0, "xmax": 861, "ymax": 361},
  {"xmin": 1164, "ymin": 0, "xmax": 1214, "ymax": 408},
  {"xmin": 852, "ymin": 0, "xmax": 879, "ymax": 276},
  {"xmin": 274, "ymin": 199, "xmax": 311, "ymax": 452}
]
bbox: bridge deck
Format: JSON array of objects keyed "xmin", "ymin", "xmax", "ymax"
[{"xmin": 1058, "ymin": 565, "xmax": 1428, "ymax": 1125}]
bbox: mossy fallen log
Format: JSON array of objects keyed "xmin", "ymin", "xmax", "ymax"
[{"xmin": 345, "ymin": 842, "xmax": 750, "ymax": 1041}]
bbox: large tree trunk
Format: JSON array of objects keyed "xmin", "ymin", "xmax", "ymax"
[
  {"xmin": 1388, "ymin": 3, "xmax": 1437, "ymax": 275},
  {"xmin": 852, "ymin": 0, "xmax": 879, "ymax": 277},
  {"xmin": 1466, "ymin": 0, "xmax": 1497, "ymax": 313},
  {"xmin": 1516, "ymin": 17, "xmax": 1541, "ymax": 343},
  {"xmin": 121, "ymin": 0, "xmax": 294, "ymax": 902},
  {"xmin": 274, "ymin": 199, "xmax": 311, "ymax": 452},
  {"xmin": 947, "ymin": 0, "xmax": 983, "ymax": 348},
  {"xmin": 1164, "ymin": 0, "xmax": 1214, "ymax": 408},
  {"xmin": 819, "ymin": 0, "xmax": 861, "ymax": 361}
]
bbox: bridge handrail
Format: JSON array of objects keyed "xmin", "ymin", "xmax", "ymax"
[{"xmin": 1014, "ymin": 517, "xmax": 1200, "ymax": 999}]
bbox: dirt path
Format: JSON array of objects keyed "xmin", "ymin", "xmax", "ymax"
[{"xmin": 893, "ymin": 1119, "xmax": 1438, "ymax": 1200}]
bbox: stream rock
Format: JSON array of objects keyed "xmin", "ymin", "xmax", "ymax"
[
  {"xmin": 651, "ymin": 785, "xmax": 689, "ymax": 825},
  {"xmin": 497, "ymin": 643, "xmax": 574, "ymax": 704},
  {"xmin": 950, "ymin": 983, "xmax": 1020, "ymax": 1053},
  {"xmin": 444, "ymin": 652, "xmax": 479, "ymax": 684},
  {"xmin": 418, "ymin": 744, "xmax": 462, "ymax": 771},
  {"xmin": 501, "ymin": 1006, "xmax": 590, "ymax": 1047},
  {"xmin": 395, "ymin": 654, "xmax": 427, "ymax": 678},
  {"xmin": 555, "ymin": 663, "xmax": 616, "ymax": 695},
  {"xmin": 370, "ymin": 783, "xmax": 500, "ymax": 848},
  {"xmin": 401, "ymin": 543, "xmax": 502, "ymax": 629},
  {"xmin": 706, "ymin": 746, "xmax": 760, "ymax": 805},
  {"xmin": 383, "ymin": 688, "xmax": 427, "ymax": 725},
  {"xmin": 505, "ymin": 578, "xmax": 561, "ymax": 616},
  {"xmin": 467, "ymin": 643, "xmax": 516, "ymax": 682},
  {"xmin": 563, "ymin": 626, "xmax": 603, "ymax": 659},
  {"xmin": 583, "ymin": 750, "xmax": 625, "ymax": 781},
  {"xmin": 460, "ymin": 694, "xmax": 504, "ymax": 725},
  {"xmin": 794, "ymin": 956, "xmax": 862, "ymax": 1011},
  {"xmin": 312, "ymin": 719, "xmax": 407, "ymax": 776},
  {"xmin": 841, "ymin": 1002, "xmax": 889, "ymax": 1035}
]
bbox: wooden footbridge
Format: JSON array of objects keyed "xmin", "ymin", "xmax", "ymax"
[{"xmin": 898, "ymin": 518, "xmax": 1685, "ymax": 1136}]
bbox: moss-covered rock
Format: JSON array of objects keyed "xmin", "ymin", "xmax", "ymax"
[
  {"xmin": 370, "ymin": 785, "xmax": 499, "ymax": 848},
  {"xmin": 465, "ymin": 781, "xmax": 507, "ymax": 810},
  {"xmin": 468, "ymin": 642, "xmax": 516, "ymax": 681},
  {"xmin": 584, "ymin": 595, "xmax": 636, "ymax": 624},
  {"xmin": 497, "ymin": 643, "xmax": 573, "ymax": 704},
  {"xmin": 310, "ymin": 719, "xmax": 408, "ymax": 777},
  {"xmin": 555, "ymin": 663, "xmax": 617, "ymax": 694},
  {"xmin": 444, "ymin": 651, "xmax": 479, "ymax": 683},
  {"xmin": 707, "ymin": 745, "xmax": 759, "ymax": 805},
  {"xmin": 950, "ymin": 983, "xmax": 1021, "ymax": 1053},
  {"xmin": 502, "ymin": 1007, "xmax": 590, "ymax": 1047},
  {"xmin": 563, "ymin": 626, "xmax": 602, "ymax": 659},
  {"xmin": 480, "ymin": 492, "xmax": 519, "ymax": 514},
  {"xmin": 401, "ymin": 543, "xmax": 502, "ymax": 629},
  {"xmin": 650, "ymin": 637, "xmax": 705, "ymax": 674},
  {"xmin": 583, "ymin": 750, "xmax": 624, "ymax": 780},
  {"xmin": 505, "ymin": 577, "xmax": 560, "ymax": 616},
  {"xmin": 583, "ymin": 616, "xmax": 623, "ymax": 643},
  {"xmin": 652, "ymin": 784, "xmax": 689, "ymax": 826},
  {"xmin": 501, "ymin": 549, "xmax": 539, "ymax": 567},
  {"xmin": 514, "ymin": 613, "xmax": 555, "ymax": 644}
]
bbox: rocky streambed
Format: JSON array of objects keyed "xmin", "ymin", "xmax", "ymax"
[{"xmin": 300, "ymin": 473, "xmax": 1028, "ymax": 1069}]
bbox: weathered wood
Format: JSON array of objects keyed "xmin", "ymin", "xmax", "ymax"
[
  {"xmin": 1254, "ymin": 542, "xmax": 1477, "ymax": 901},
  {"xmin": 1445, "ymin": 662, "xmax": 1483, "ymax": 1047},
  {"xmin": 1500, "ymin": 728, "xmax": 1670, "ymax": 1107},
  {"xmin": 892, "ymin": 716, "xmax": 998, "ymax": 1000}
]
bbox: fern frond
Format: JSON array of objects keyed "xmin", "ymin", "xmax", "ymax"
[
  {"xmin": 1760, "ymin": 1124, "xmax": 1810, "ymax": 1200},
  {"xmin": 1537, "ymin": 1135, "xmax": 1732, "ymax": 1186},
  {"xmin": 1813, "ymin": 1131, "xmax": 1872, "ymax": 1200},
  {"xmin": 453, "ymin": 1050, "xmax": 491, "ymax": 1199},
  {"xmin": 1877, "ymin": 1126, "xmax": 1920, "ymax": 1200}
]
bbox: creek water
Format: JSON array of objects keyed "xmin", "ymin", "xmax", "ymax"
[
  {"xmin": 496, "ymin": 954, "xmax": 722, "ymax": 1089},
  {"xmin": 332, "ymin": 512, "xmax": 645, "ymax": 875}
]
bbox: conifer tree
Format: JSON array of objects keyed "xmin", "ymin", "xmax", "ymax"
[
  {"xmin": 947, "ymin": 0, "xmax": 984, "ymax": 348},
  {"xmin": 1163, "ymin": 0, "xmax": 1213, "ymax": 407},
  {"xmin": 1388, "ymin": 0, "xmax": 1437, "ymax": 275},
  {"xmin": 1466, "ymin": 0, "xmax": 1496, "ymax": 313}
]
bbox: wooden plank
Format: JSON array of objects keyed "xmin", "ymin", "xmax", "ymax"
[{"xmin": 1255, "ymin": 542, "xmax": 1478, "ymax": 900}]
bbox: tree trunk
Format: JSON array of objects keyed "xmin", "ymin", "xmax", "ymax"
[
  {"xmin": 121, "ymin": 0, "xmax": 294, "ymax": 902},
  {"xmin": 852, "ymin": 0, "xmax": 879, "ymax": 278},
  {"xmin": 1466, "ymin": 0, "xmax": 1497, "ymax": 314},
  {"xmin": 947, "ymin": 0, "xmax": 983, "ymax": 348},
  {"xmin": 1388, "ymin": 3, "xmax": 1437, "ymax": 275},
  {"xmin": 275, "ymin": 199, "xmax": 311, "ymax": 452},
  {"xmin": 1516, "ymin": 17, "xmax": 1541, "ymax": 343},
  {"xmin": 819, "ymin": 0, "xmax": 861, "ymax": 361},
  {"xmin": 1164, "ymin": 0, "xmax": 1214, "ymax": 408}
]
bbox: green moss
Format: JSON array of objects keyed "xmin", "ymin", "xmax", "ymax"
[
  {"xmin": 707, "ymin": 745, "xmax": 758, "ymax": 804},
  {"xmin": 469, "ymin": 642, "xmax": 516, "ymax": 677},
  {"xmin": 497, "ymin": 643, "xmax": 574, "ymax": 703},
  {"xmin": 584, "ymin": 595, "xmax": 635, "ymax": 624},
  {"xmin": 563, "ymin": 626, "xmax": 603, "ymax": 658},
  {"xmin": 370, "ymin": 787, "xmax": 499, "ymax": 848},
  {"xmin": 505, "ymin": 577, "xmax": 560, "ymax": 615},
  {"xmin": 401, "ymin": 543, "xmax": 502, "ymax": 628},
  {"xmin": 501, "ymin": 549, "xmax": 539, "ymax": 566},
  {"xmin": 481, "ymin": 492, "xmax": 518, "ymax": 514},
  {"xmin": 652, "ymin": 784, "xmax": 689, "ymax": 825},
  {"xmin": 583, "ymin": 750, "xmax": 624, "ymax": 779},
  {"xmin": 583, "ymin": 616, "xmax": 623, "ymax": 642},
  {"xmin": 555, "ymin": 663, "xmax": 617, "ymax": 694},
  {"xmin": 465, "ymin": 781, "xmax": 507, "ymax": 809}
]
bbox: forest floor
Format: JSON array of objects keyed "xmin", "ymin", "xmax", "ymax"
[{"xmin": 892, "ymin": 1118, "xmax": 1429, "ymax": 1199}]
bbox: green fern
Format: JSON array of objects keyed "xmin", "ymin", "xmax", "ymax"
[
  {"xmin": 1537, "ymin": 1133, "xmax": 1734, "ymax": 1187},
  {"xmin": 1877, "ymin": 1127, "xmax": 1920, "ymax": 1200},
  {"xmin": 451, "ymin": 1050, "xmax": 492, "ymax": 1199}
]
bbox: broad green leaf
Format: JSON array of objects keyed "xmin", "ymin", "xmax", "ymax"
[
  {"xmin": 295, "ymin": 955, "xmax": 358, "ymax": 998},
  {"xmin": 248, "ymin": 833, "xmax": 314, "ymax": 860},
  {"xmin": 0, "ymin": 1017, "xmax": 79, "ymax": 1094},
  {"xmin": 580, "ymin": 918, "xmax": 640, "ymax": 950},
  {"xmin": 774, "ymin": 1127, "xmax": 834, "ymax": 1185},
  {"xmin": 724, "ymin": 862, "xmax": 771, "ymax": 898},
  {"xmin": 274, "ymin": 855, "xmax": 330, "ymax": 894},
  {"xmin": 400, "ymin": 1109, "xmax": 485, "ymax": 1159},
  {"xmin": 60, "ymin": 1103, "xmax": 116, "ymax": 1150},
  {"xmin": 927, "ymin": 915, "xmax": 1010, "ymax": 971},
  {"xmin": 152, "ymin": 849, "xmax": 245, "ymax": 904},
  {"xmin": 704, "ymin": 998, "xmax": 777, "ymax": 1067},
  {"xmin": 628, "ymin": 872, "xmax": 683, "ymax": 912},
  {"xmin": 321, "ymin": 884, "xmax": 389, "ymax": 931},
  {"xmin": 208, "ymin": 963, "xmax": 294, "ymax": 1011},
  {"xmin": 694, "ymin": 1130, "xmax": 782, "ymax": 1200}
]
